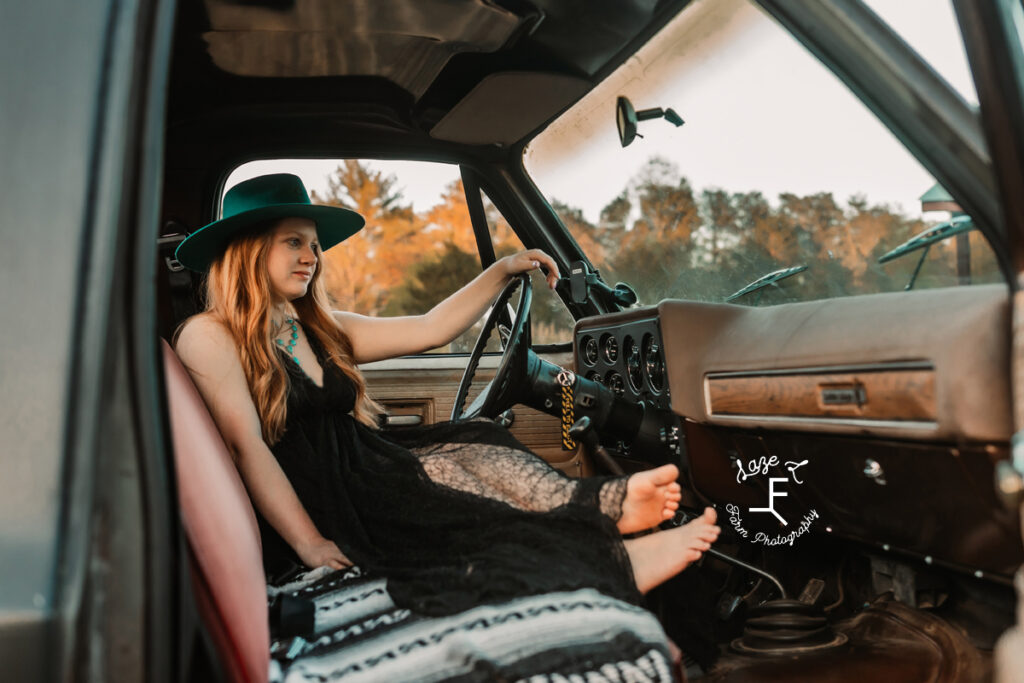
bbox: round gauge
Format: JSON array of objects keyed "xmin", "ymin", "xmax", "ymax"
[
  {"xmin": 586, "ymin": 371, "xmax": 602, "ymax": 384},
  {"xmin": 605, "ymin": 371, "xmax": 625, "ymax": 396},
  {"xmin": 623, "ymin": 335, "xmax": 643, "ymax": 392},
  {"xmin": 642, "ymin": 333, "xmax": 665, "ymax": 393},
  {"xmin": 601, "ymin": 334, "xmax": 619, "ymax": 364},
  {"xmin": 581, "ymin": 336, "xmax": 599, "ymax": 366}
]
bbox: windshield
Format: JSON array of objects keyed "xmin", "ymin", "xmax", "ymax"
[
  {"xmin": 863, "ymin": 0, "xmax": 978, "ymax": 107},
  {"xmin": 524, "ymin": 0, "xmax": 1002, "ymax": 307}
]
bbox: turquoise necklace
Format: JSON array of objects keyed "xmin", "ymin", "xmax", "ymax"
[{"xmin": 275, "ymin": 317, "xmax": 301, "ymax": 366}]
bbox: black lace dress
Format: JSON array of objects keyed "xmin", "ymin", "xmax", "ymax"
[{"xmin": 259, "ymin": 331, "xmax": 642, "ymax": 616}]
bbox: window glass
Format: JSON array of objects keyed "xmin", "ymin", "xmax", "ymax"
[
  {"xmin": 523, "ymin": 0, "xmax": 1003, "ymax": 308},
  {"xmin": 226, "ymin": 159, "xmax": 489, "ymax": 352},
  {"xmin": 862, "ymin": 0, "xmax": 978, "ymax": 106},
  {"xmin": 480, "ymin": 190, "xmax": 576, "ymax": 344}
]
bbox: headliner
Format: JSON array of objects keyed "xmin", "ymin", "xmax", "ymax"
[{"xmin": 168, "ymin": 0, "xmax": 689, "ymax": 150}]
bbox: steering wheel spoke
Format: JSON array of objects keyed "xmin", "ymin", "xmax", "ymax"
[
  {"xmin": 451, "ymin": 274, "xmax": 533, "ymax": 421},
  {"xmin": 464, "ymin": 385, "xmax": 490, "ymax": 417}
]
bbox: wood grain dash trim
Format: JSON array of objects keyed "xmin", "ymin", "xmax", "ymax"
[
  {"xmin": 706, "ymin": 369, "xmax": 935, "ymax": 422},
  {"xmin": 363, "ymin": 366, "xmax": 562, "ymax": 450}
]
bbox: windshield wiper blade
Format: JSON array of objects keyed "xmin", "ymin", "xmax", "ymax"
[
  {"xmin": 726, "ymin": 265, "xmax": 808, "ymax": 303},
  {"xmin": 877, "ymin": 215, "xmax": 974, "ymax": 290},
  {"xmin": 877, "ymin": 215, "xmax": 974, "ymax": 264}
]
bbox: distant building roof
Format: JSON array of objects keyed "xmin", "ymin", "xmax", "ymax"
[
  {"xmin": 920, "ymin": 182, "xmax": 961, "ymax": 213},
  {"xmin": 920, "ymin": 183, "xmax": 953, "ymax": 203}
]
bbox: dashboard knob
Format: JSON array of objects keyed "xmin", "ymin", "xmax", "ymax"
[
  {"xmin": 863, "ymin": 458, "xmax": 886, "ymax": 485},
  {"xmin": 996, "ymin": 460, "xmax": 1024, "ymax": 510},
  {"xmin": 659, "ymin": 425, "xmax": 680, "ymax": 450}
]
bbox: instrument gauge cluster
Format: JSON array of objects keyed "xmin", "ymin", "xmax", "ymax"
[
  {"xmin": 601, "ymin": 334, "xmax": 618, "ymax": 363},
  {"xmin": 583, "ymin": 337, "xmax": 599, "ymax": 366},
  {"xmin": 624, "ymin": 336, "xmax": 643, "ymax": 392},
  {"xmin": 642, "ymin": 334, "xmax": 666, "ymax": 393},
  {"xmin": 575, "ymin": 317, "xmax": 669, "ymax": 408}
]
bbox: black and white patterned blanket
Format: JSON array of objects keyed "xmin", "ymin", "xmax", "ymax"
[{"xmin": 268, "ymin": 567, "xmax": 676, "ymax": 682}]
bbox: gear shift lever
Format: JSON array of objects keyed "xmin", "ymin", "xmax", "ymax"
[{"xmin": 569, "ymin": 416, "xmax": 625, "ymax": 476}]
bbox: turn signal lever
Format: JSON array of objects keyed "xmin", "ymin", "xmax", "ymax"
[
  {"xmin": 569, "ymin": 416, "xmax": 626, "ymax": 476},
  {"xmin": 521, "ymin": 355, "xmax": 681, "ymax": 464}
]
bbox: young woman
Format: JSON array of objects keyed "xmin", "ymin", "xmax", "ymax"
[{"xmin": 174, "ymin": 173, "xmax": 720, "ymax": 616}]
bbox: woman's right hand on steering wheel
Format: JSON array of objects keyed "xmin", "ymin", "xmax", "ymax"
[
  {"xmin": 295, "ymin": 536, "xmax": 353, "ymax": 570},
  {"xmin": 500, "ymin": 249, "xmax": 560, "ymax": 290}
]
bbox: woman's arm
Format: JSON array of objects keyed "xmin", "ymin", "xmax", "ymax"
[
  {"xmin": 336, "ymin": 249, "xmax": 560, "ymax": 363},
  {"xmin": 175, "ymin": 314, "xmax": 351, "ymax": 570}
]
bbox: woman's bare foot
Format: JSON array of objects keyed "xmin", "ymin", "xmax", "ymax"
[
  {"xmin": 617, "ymin": 464, "xmax": 683, "ymax": 534},
  {"xmin": 624, "ymin": 507, "xmax": 721, "ymax": 593}
]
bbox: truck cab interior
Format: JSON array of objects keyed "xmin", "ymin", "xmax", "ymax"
[{"xmin": 4, "ymin": 0, "xmax": 1024, "ymax": 681}]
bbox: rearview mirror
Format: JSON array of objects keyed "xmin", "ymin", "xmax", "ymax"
[{"xmin": 616, "ymin": 96, "xmax": 685, "ymax": 147}]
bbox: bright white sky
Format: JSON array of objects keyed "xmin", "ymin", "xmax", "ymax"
[{"xmin": 228, "ymin": 0, "xmax": 977, "ymax": 222}]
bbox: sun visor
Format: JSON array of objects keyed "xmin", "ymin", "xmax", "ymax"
[
  {"xmin": 430, "ymin": 72, "xmax": 591, "ymax": 146},
  {"xmin": 201, "ymin": 0, "xmax": 520, "ymax": 98}
]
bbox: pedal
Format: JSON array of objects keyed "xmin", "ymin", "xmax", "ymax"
[
  {"xmin": 717, "ymin": 592, "xmax": 744, "ymax": 621},
  {"xmin": 797, "ymin": 577, "xmax": 826, "ymax": 605}
]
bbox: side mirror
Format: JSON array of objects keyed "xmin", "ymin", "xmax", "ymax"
[{"xmin": 616, "ymin": 96, "xmax": 685, "ymax": 147}]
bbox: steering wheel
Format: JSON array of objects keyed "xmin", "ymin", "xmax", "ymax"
[{"xmin": 451, "ymin": 273, "xmax": 532, "ymax": 421}]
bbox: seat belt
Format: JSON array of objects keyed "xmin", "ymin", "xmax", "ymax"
[{"xmin": 159, "ymin": 230, "xmax": 199, "ymax": 336}]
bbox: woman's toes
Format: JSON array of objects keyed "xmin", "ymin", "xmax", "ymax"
[
  {"xmin": 619, "ymin": 466, "xmax": 686, "ymax": 533},
  {"xmin": 651, "ymin": 464, "xmax": 679, "ymax": 484}
]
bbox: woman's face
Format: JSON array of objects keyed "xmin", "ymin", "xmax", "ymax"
[{"xmin": 266, "ymin": 218, "xmax": 319, "ymax": 302}]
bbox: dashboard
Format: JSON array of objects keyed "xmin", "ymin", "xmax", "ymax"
[
  {"xmin": 568, "ymin": 292, "xmax": 1021, "ymax": 577},
  {"xmin": 575, "ymin": 316, "xmax": 669, "ymax": 410}
]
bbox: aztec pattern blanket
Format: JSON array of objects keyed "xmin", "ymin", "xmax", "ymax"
[{"xmin": 267, "ymin": 567, "xmax": 676, "ymax": 682}]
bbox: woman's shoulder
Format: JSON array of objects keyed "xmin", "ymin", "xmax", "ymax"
[
  {"xmin": 174, "ymin": 313, "xmax": 237, "ymax": 366},
  {"xmin": 175, "ymin": 311, "xmax": 229, "ymax": 344}
]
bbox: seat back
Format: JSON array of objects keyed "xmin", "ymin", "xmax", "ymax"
[{"xmin": 162, "ymin": 341, "xmax": 269, "ymax": 683}]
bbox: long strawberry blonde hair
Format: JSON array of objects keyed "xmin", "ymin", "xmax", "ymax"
[{"xmin": 202, "ymin": 223, "xmax": 382, "ymax": 444}]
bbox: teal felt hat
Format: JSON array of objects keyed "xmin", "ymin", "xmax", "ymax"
[{"xmin": 175, "ymin": 173, "xmax": 365, "ymax": 271}]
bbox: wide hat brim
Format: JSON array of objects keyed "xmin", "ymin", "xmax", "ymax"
[{"xmin": 175, "ymin": 203, "xmax": 364, "ymax": 272}]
